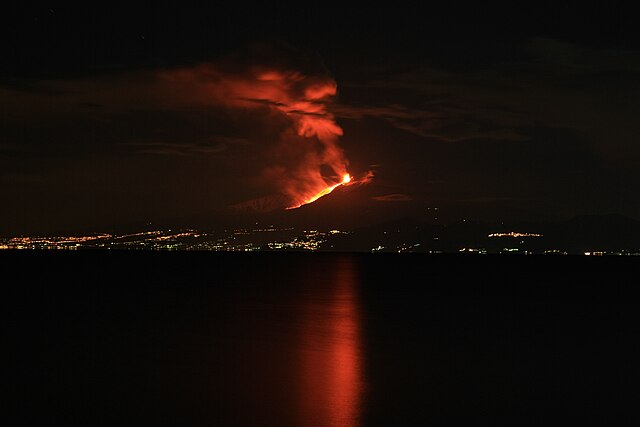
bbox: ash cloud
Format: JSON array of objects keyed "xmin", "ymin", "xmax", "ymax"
[{"xmin": 159, "ymin": 48, "xmax": 350, "ymax": 210}]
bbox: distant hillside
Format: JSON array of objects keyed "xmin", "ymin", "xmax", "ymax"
[{"xmin": 319, "ymin": 214, "xmax": 640, "ymax": 254}]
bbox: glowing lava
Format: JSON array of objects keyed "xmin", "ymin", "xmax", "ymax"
[{"xmin": 287, "ymin": 174, "xmax": 352, "ymax": 209}]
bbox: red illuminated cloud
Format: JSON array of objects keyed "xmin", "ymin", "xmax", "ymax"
[{"xmin": 161, "ymin": 61, "xmax": 349, "ymax": 210}]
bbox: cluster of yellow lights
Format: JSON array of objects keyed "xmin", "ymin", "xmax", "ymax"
[
  {"xmin": 7, "ymin": 234, "xmax": 112, "ymax": 245},
  {"xmin": 487, "ymin": 232, "xmax": 543, "ymax": 238},
  {"xmin": 154, "ymin": 232, "xmax": 198, "ymax": 241}
]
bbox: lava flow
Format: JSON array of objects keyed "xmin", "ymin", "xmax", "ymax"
[{"xmin": 287, "ymin": 174, "xmax": 352, "ymax": 209}]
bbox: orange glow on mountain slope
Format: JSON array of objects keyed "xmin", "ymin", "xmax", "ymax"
[{"xmin": 287, "ymin": 174, "xmax": 352, "ymax": 209}]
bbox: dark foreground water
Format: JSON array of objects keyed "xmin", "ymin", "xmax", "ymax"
[{"xmin": 4, "ymin": 252, "xmax": 640, "ymax": 426}]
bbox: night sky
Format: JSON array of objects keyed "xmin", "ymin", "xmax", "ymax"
[{"xmin": 2, "ymin": 4, "xmax": 639, "ymax": 234}]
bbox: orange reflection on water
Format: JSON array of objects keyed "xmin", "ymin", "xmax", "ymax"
[{"xmin": 297, "ymin": 256, "xmax": 363, "ymax": 427}]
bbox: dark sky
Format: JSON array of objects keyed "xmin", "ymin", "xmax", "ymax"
[{"xmin": 2, "ymin": 4, "xmax": 639, "ymax": 234}]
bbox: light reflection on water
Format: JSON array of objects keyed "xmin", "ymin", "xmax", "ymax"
[
  {"xmin": 7, "ymin": 254, "xmax": 367, "ymax": 426},
  {"xmin": 7, "ymin": 253, "xmax": 635, "ymax": 425},
  {"xmin": 296, "ymin": 256, "xmax": 363, "ymax": 427}
]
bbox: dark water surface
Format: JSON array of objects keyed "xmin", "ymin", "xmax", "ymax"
[{"xmin": 4, "ymin": 253, "xmax": 640, "ymax": 425}]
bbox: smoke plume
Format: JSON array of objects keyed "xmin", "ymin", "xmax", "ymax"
[{"xmin": 160, "ymin": 49, "xmax": 349, "ymax": 211}]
